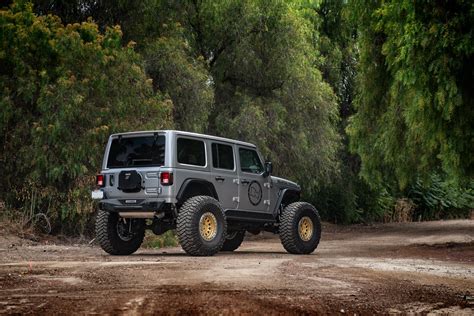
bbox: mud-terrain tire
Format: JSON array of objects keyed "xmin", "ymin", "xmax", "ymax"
[
  {"xmin": 96, "ymin": 210, "xmax": 145, "ymax": 255},
  {"xmin": 177, "ymin": 195, "xmax": 227, "ymax": 256},
  {"xmin": 279, "ymin": 202, "xmax": 321, "ymax": 254},
  {"xmin": 221, "ymin": 231, "xmax": 245, "ymax": 252}
]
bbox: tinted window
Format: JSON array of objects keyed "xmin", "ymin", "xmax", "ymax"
[
  {"xmin": 107, "ymin": 135, "xmax": 165, "ymax": 168},
  {"xmin": 177, "ymin": 138, "xmax": 206, "ymax": 166},
  {"xmin": 239, "ymin": 148, "xmax": 263, "ymax": 174},
  {"xmin": 212, "ymin": 143, "xmax": 234, "ymax": 170}
]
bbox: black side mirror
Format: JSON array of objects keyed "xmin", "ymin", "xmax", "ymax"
[{"xmin": 263, "ymin": 161, "xmax": 273, "ymax": 178}]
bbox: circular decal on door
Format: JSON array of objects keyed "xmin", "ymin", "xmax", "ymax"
[{"xmin": 248, "ymin": 181, "xmax": 262, "ymax": 206}]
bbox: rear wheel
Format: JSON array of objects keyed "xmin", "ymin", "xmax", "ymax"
[
  {"xmin": 95, "ymin": 210, "xmax": 145, "ymax": 255},
  {"xmin": 177, "ymin": 195, "xmax": 227, "ymax": 256},
  {"xmin": 279, "ymin": 202, "xmax": 321, "ymax": 254},
  {"xmin": 221, "ymin": 230, "xmax": 245, "ymax": 252}
]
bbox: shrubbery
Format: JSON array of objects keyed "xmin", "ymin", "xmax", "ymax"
[
  {"xmin": 1, "ymin": 1, "xmax": 472, "ymax": 235},
  {"xmin": 0, "ymin": 2, "xmax": 171, "ymax": 233}
]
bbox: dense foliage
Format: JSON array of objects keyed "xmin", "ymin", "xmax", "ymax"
[
  {"xmin": 348, "ymin": 0, "xmax": 474, "ymax": 188},
  {"xmin": 1, "ymin": 0, "xmax": 473, "ymax": 233},
  {"xmin": 0, "ymin": 2, "xmax": 171, "ymax": 232}
]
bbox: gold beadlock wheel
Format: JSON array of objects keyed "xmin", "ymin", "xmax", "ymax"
[
  {"xmin": 199, "ymin": 212, "xmax": 218, "ymax": 241},
  {"xmin": 298, "ymin": 216, "xmax": 314, "ymax": 241}
]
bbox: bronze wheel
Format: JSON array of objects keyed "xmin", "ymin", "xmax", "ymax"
[
  {"xmin": 298, "ymin": 216, "xmax": 314, "ymax": 241},
  {"xmin": 199, "ymin": 212, "xmax": 218, "ymax": 241},
  {"xmin": 279, "ymin": 202, "xmax": 321, "ymax": 254},
  {"xmin": 177, "ymin": 195, "xmax": 227, "ymax": 256}
]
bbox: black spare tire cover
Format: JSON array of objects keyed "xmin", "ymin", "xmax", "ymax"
[{"xmin": 118, "ymin": 170, "xmax": 142, "ymax": 192}]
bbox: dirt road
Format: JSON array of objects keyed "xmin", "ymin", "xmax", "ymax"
[{"xmin": 1, "ymin": 220, "xmax": 473, "ymax": 315}]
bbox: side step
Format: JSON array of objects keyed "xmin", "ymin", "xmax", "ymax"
[{"xmin": 224, "ymin": 210, "xmax": 276, "ymax": 223}]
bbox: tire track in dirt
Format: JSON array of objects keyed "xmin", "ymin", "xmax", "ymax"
[{"xmin": 1, "ymin": 220, "xmax": 473, "ymax": 314}]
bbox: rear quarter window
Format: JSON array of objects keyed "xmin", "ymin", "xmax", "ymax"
[{"xmin": 177, "ymin": 138, "xmax": 206, "ymax": 166}]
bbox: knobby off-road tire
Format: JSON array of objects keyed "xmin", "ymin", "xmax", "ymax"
[
  {"xmin": 177, "ymin": 195, "xmax": 227, "ymax": 256},
  {"xmin": 221, "ymin": 230, "xmax": 245, "ymax": 252},
  {"xmin": 96, "ymin": 210, "xmax": 145, "ymax": 255},
  {"xmin": 279, "ymin": 202, "xmax": 321, "ymax": 254}
]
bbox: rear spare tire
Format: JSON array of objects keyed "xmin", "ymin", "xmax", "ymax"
[
  {"xmin": 221, "ymin": 231, "xmax": 245, "ymax": 252},
  {"xmin": 96, "ymin": 210, "xmax": 145, "ymax": 255},
  {"xmin": 279, "ymin": 202, "xmax": 321, "ymax": 254},
  {"xmin": 177, "ymin": 195, "xmax": 227, "ymax": 256}
]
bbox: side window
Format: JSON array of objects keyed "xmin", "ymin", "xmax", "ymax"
[
  {"xmin": 177, "ymin": 138, "xmax": 206, "ymax": 166},
  {"xmin": 212, "ymin": 143, "xmax": 234, "ymax": 170},
  {"xmin": 239, "ymin": 148, "xmax": 263, "ymax": 174}
]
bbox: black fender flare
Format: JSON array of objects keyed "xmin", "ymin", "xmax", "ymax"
[
  {"xmin": 273, "ymin": 188, "xmax": 301, "ymax": 217},
  {"xmin": 176, "ymin": 178, "xmax": 219, "ymax": 204}
]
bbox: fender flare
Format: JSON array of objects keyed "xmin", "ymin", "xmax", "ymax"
[
  {"xmin": 273, "ymin": 188, "xmax": 301, "ymax": 217},
  {"xmin": 176, "ymin": 178, "xmax": 219, "ymax": 203}
]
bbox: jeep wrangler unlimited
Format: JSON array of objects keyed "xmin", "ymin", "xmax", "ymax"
[{"xmin": 92, "ymin": 130, "xmax": 321, "ymax": 256}]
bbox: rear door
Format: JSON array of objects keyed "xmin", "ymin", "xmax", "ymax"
[
  {"xmin": 210, "ymin": 142, "xmax": 239, "ymax": 210},
  {"xmin": 237, "ymin": 147, "xmax": 270, "ymax": 213},
  {"xmin": 102, "ymin": 133, "xmax": 165, "ymax": 199}
]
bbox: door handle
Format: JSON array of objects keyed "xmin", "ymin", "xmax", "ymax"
[
  {"xmin": 215, "ymin": 176, "xmax": 225, "ymax": 182},
  {"xmin": 241, "ymin": 179, "xmax": 250, "ymax": 185}
]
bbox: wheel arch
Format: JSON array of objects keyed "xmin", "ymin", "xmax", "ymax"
[
  {"xmin": 176, "ymin": 178, "xmax": 219, "ymax": 204},
  {"xmin": 274, "ymin": 188, "xmax": 301, "ymax": 217}
]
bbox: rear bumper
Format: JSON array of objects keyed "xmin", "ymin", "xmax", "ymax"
[{"xmin": 99, "ymin": 199, "xmax": 165, "ymax": 213}]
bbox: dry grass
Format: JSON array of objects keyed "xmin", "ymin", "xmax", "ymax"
[
  {"xmin": 384, "ymin": 198, "xmax": 416, "ymax": 223},
  {"xmin": 141, "ymin": 230, "xmax": 178, "ymax": 249}
]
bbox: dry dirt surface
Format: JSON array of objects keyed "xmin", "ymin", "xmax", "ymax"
[{"xmin": 0, "ymin": 220, "xmax": 473, "ymax": 315}]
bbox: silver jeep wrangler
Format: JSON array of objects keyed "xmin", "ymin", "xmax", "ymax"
[{"xmin": 92, "ymin": 130, "xmax": 321, "ymax": 256}]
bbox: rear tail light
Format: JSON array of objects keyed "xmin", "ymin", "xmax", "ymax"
[
  {"xmin": 96, "ymin": 174, "xmax": 105, "ymax": 187},
  {"xmin": 160, "ymin": 172, "xmax": 173, "ymax": 186}
]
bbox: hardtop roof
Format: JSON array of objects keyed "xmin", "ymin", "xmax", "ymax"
[{"xmin": 109, "ymin": 130, "xmax": 257, "ymax": 148}]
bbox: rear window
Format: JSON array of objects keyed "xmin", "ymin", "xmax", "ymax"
[
  {"xmin": 177, "ymin": 138, "xmax": 206, "ymax": 166},
  {"xmin": 107, "ymin": 135, "xmax": 165, "ymax": 168}
]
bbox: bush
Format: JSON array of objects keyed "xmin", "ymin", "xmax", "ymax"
[
  {"xmin": 408, "ymin": 173, "xmax": 474, "ymax": 220},
  {"xmin": 0, "ymin": 2, "xmax": 172, "ymax": 234}
]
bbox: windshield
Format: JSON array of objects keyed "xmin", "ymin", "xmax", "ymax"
[{"xmin": 106, "ymin": 135, "xmax": 165, "ymax": 168}]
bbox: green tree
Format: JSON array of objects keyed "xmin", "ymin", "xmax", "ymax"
[
  {"xmin": 142, "ymin": 29, "xmax": 214, "ymax": 133},
  {"xmin": 0, "ymin": 1, "xmax": 172, "ymax": 232},
  {"xmin": 45, "ymin": 0, "xmax": 342, "ymax": 205},
  {"xmin": 31, "ymin": 0, "xmax": 214, "ymax": 133},
  {"xmin": 348, "ymin": 0, "xmax": 474, "ymax": 188},
  {"xmin": 183, "ymin": 0, "xmax": 341, "ymax": 197}
]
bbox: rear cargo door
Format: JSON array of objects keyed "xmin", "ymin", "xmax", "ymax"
[{"xmin": 102, "ymin": 133, "xmax": 165, "ymax": 199}]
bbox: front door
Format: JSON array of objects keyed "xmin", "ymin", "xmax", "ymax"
[{"xmin": 237, "ymin": 147, "xmax": 270, "ymax": 213}]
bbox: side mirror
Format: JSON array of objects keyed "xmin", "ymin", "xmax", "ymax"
[{"xmin": 263, "ymin": 161, "xmax": 273, "ymax": 178}]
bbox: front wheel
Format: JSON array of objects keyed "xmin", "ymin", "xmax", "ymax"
[
  {"xmin": 279, "ymin": 202, "xmax": 321, "ymax": 254},
  {"xmin": 95, "ymin": 210, "xmax": 145, "ymax": 255}
]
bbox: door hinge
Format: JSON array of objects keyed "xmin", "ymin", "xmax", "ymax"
[
  {"xmin": 264, "ymin": 182, "xmax": 271, "ymax": 188},
  {"xmin": 264, "ymin": 200, "xmax": 270, "ymax": 205},
  {"xmin": 233, "ymin": 179, "xmax": 240, "ymax": 184},
  {"xmin": 232, "ymin": 197, "xmax": 239, "ymax": 202}
]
